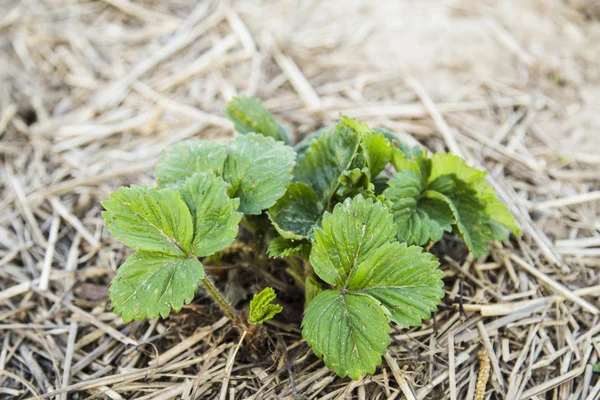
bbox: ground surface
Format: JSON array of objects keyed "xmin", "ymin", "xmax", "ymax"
[{"xmin": 1, "ymin": 0, "xmax": 600, "ymax": 399}]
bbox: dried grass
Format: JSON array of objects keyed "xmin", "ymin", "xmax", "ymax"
[{"xmin": 1, "ymin": 0, "xmax": 600, "ymax": 398}]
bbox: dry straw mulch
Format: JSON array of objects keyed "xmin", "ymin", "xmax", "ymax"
[{"xmin": 1, "ymin": 0, "xmax": 600, "ymax": 399}]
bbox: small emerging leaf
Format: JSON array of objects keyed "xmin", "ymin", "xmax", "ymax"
[
  {"xmin": 225, "ymin": 96, "xmax": 290, "ymax": 143},
  {"xmin": 178, "ymin": 172, "xmax": 242, "ymax": 257},
  {"xmin": 360, "ymin": 129, "xmax": 392, "ymax": 178},
  {"xmin": 155, "ymin": 140, "xmax": 226, "ymax": 188},
  {"xmin": 102, "ymin": 186, "xmax": 193, "ymax": 257},
  {"xmin": 109, "ymin": 251, "xmax": 204, "ymax": 322},
  {"xmin": 223, "ymin": 133, "xmax": 296, "ymax": 214},
  {"xmin": 336, "ymin": 168, "xmax": 373, "ymax": 200},
  {"xmin": 248, "ymin": 287, "xmax": 283, "ymax": 325}
]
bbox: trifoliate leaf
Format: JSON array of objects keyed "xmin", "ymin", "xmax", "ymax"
[
  {"xmin": 267, "ymin": 182, "xmax": 323, "ymax": 240},
  {"xmin": 102, "ymin": 186, "xmax": 193, "ymax": 257},
  {"xmin": 310, "ymin": 196, "xmax": 396, "ymax": 287},
  {"xmin": 348, "ymin": 243, "xmax": 444, "ymax": 327},
  {"xmin": 155, "ymin": 140, "xmax": 226, "ymax": 188},
  {"xmin": 225, "ymin": 96, "xmax": 290, "ymax": 143},
  {"xmin": 295, "ymin": 120, "xmax": 361, "ymax": 203},
  {"xmin": 178, "ymin": 172, "xmax": 242, "ymax": 257},
  {"xmin": 304, "ymin": 195, "xmax": 444, "ymax": 379},
  {"xmin": 383, "ymin": 170, "xmax": 454, "ymax": 246},
  {"xmin": 304, "ymin": 276, "xmax": 324, "ymax": 307},
  {"xmin": 109, "ymin": 251, "xmax": 204, "ymax": 322},
  {"xmin": 310, "ymin": 196, "xmax": 444, "ymax": 326},
  {"xmin": 267, "ymin": 237, "xmax": 310, "ymax": 259},
  {"xmin": 248, "ymin": 287, "xmax": 283, "ymax": 325},
  {"xmin": 360, "ymin": 130, "xmax": 392, "ymax": 177},
  {"xmin": 223, "ymin": 133, "xmax": 296, "ymax": 214},
  {"xmin": 302, "ymin": 290, "xmax": 391, "ymax": 380}
]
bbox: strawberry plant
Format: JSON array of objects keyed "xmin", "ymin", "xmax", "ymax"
[{"xmin": 102, "ymin": 96, "xmax": 520, "ymax": 379}]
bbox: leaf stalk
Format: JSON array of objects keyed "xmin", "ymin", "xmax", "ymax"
[{"xmin": 201, "ymin": 277, "xmax": 240, "ymax": 325}]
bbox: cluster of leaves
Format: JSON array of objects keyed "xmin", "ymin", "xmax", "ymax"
[
  {"xmin": 103, "ymin": 123, "xmax": 295, "ymax": 322},
  {"xmin": 102, "ymin": 96, "xmax": 520, "ymax": 380}
]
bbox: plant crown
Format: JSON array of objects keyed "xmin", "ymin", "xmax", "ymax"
[{"xmin": 102, "ymin": 96, "xmax": 520, "ymax": 379}]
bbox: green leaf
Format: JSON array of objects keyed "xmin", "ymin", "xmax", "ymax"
[
  {"xmin": 304, "ymin": 195, "xmax": 445, "ymax": 379},
  {"xmin": 437, "ymin": 185, "xmax": 495, "ymax": 258},
  {"xmin": 155, "ymin": 140, "xmax": 226, "ymax": 188},
  {"xmin": 225, "ymin": 96, "xmax": 289, "ymax": 143},
  {"xmin": 102, "ymin": 186, "xmax": 193, "ymax": 257},
  {"xmin": 428, "ymin": 153, "xmax": 520, "ymax": 255},
  {"xmin": 295, "ymin": 120, "xmax": 361, "ymax": 203},
  {"xmin": 360, "ymin": 130, "xmax": 392, "ymax": 177},
  {"xmin": 374, "ymin": 128, "xmax": 424, "ymax": 161},
  {"xmin": 248, "ymin": 287, "xmax": 283, "ymax": 325},
  {"xmin": 267, "ymin": 237, "xmax": 310, "ymax": 259},
  {"xmin": 480, "ymin": 186, "xmax": 521, "ymax": 236},
  {"xmin": 383, "ymin": 170, "xmax": 454, "ymax": 246},
  {"xmin": 109, "ymin": 251, "xmax": 204, "ymax": 322},
  {"xmin": 304, "ymin": 276, "xmax": 324, "ymax": 307},
  {"xmin": 302, "ymin": 290, "xmax": 391, "ymax": 380},
  {"xmin": 267, "ymin": 182, "xmax": 323, "ymax": 240},
  {"xmin": 490, "ymin": 220, "xmax": 510, "ymax": 242},
  {"xmin": 178, "ymin": 172, "xmax": 242, "ymax": 257},
  {"xmin": 348, "ymin": 243, "xmax": 444, "ymax": 327},
  {"xmin": 295, "ymin": 126, "xmax": 330, "ymax": 157},
  {"xmin": 387, "ymin": 151, "xmax": 520, "ymax": 256},
  {"xmin": 223, "ymin": 133, "xmax": 296, "ymax": 214},
  {"xmin": 336, "ymin": 168, "xmax": 374, "ymax": 200},
  {"xmin": 428, "ymin": 153, "xmax": 486, "ymax": 186},
  {"xmin": 310, "ymin": 196, "xmax": 396, "ymax": 287}
]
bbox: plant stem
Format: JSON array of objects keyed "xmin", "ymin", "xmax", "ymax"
[
  {"xmin": 425, "ymin": 240, "xmax": 434, "ymax": 252},
  {"xmin": 240, "ymin": 217, "xmax": 256, "ymax": 233},
  {"xmin": 201, "ymin": 277, "xmax": 240, "ymax": 324},
  {"xmin": 286, "ymin": 266, "xmax": 305, "ymax": 289}
]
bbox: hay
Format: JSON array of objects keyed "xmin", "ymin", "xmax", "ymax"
[{"xmin": 1, "ymin": 0, "xmax": 599, "ymax": 398}]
